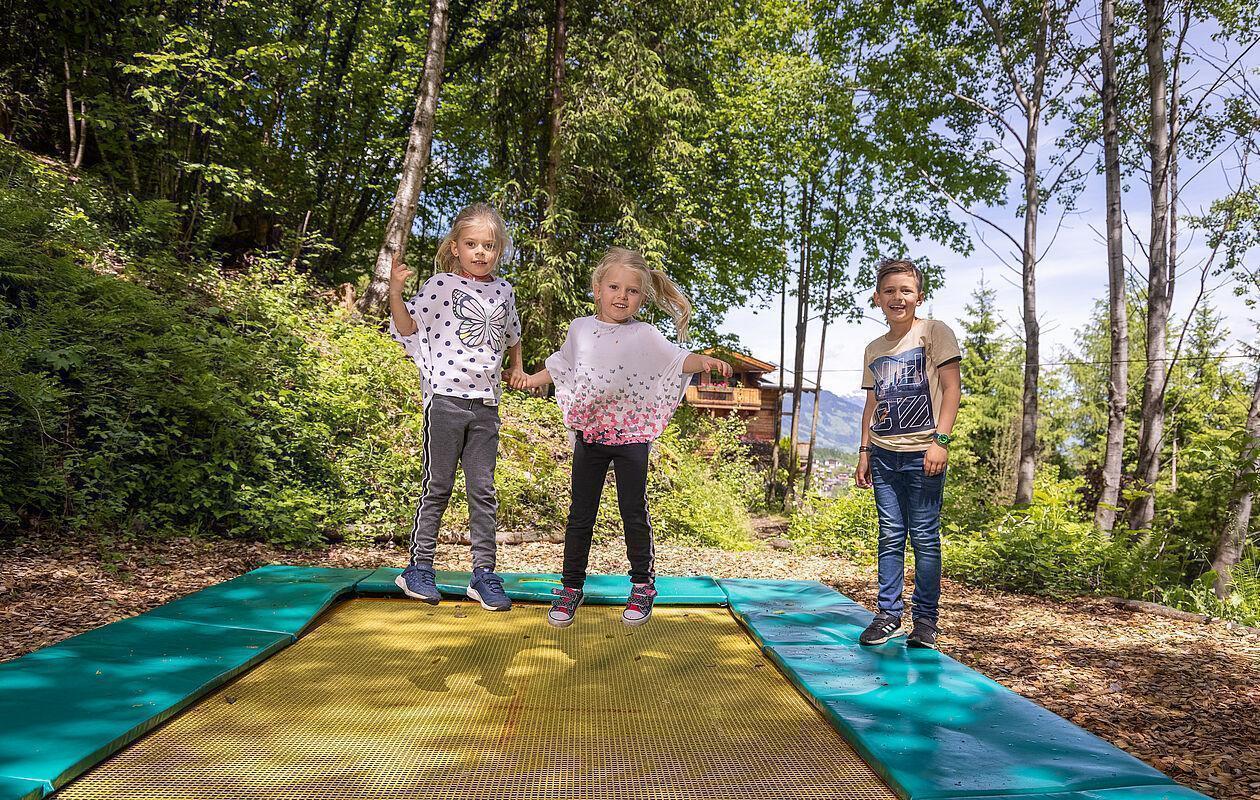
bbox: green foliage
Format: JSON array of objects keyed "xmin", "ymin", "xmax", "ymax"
[
  {"xmin": 946, "ymin": 279, "xmax": 1024, "ymax": 524},
  {"xmin": 787, "ymin": 489, "xmax": 879, "ymax": 562},
  {"xmin": 645, "ymin": 415, "xmax": 758, "ymax": 550},
  {"xmin": 0, "ymin": 148, "xmax": 422, "ymax": 544},
  {"xmin": 1155, "ymin": 546, "xmax": 1260, "ymax": 627},
  {"xmin": 943, "ymin": 473, "xmax": 1112, "ymax": 598}
]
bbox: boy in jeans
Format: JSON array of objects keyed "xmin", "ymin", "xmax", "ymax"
[{"xmin": 854, "ymin": 259, "xmax": 961, "ymax": 649}]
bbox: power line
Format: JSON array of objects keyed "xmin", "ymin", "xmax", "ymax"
[{"xmin": 772, "ymin": 352, "xmax": 1255, "ymax": 374}]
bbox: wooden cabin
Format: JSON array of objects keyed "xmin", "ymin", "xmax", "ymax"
[{"xmin": 684, "ymin": 348, "xmax": 808, "ymax": 443}]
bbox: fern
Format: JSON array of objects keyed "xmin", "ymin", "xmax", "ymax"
[{"xmin": 1226, "ymin": 544, "xmax": 1260, "ymax": 625}]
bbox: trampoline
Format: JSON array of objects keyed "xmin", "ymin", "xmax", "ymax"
[{"xmin": 0, "ymin": 567, "xmax": 1209, "ymax": 800}]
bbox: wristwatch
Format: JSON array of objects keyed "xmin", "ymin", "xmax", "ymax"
[
  {"xmin": 858, "ymin": 445, "xmax": 872, "ymax": 454},
  {"xmin": 934, "ymin": 432, "xmax": 953, "ymax": 447}
]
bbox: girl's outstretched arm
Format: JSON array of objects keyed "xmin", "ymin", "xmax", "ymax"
[{"xmin": 682, "ymin": 353, "xmax": 732, "ymax": 376}]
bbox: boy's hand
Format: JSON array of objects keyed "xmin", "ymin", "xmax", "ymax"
[
  {"xmin": 855, "ymin": 453, "xmax": 872, "ymax": 489},
  {"xmin": 703, "ymin": 356, "xmax": 732, "ymax": 377},
  {"xmin": 389, "ymin": 254, "xmax": 413, "ymax": 295},
  {"xmin": 924, "ymin": 442, "xmax": 949, "ymax": 476}
]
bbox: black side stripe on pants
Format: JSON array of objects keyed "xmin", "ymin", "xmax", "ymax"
[{"xmin": 407, "ymin": 398, "xmax": 434, "ymax": 566}]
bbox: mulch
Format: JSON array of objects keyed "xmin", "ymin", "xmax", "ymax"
[{"xmin": 2, "ymin": 529, "xmax": 1257, "ymax": 800}]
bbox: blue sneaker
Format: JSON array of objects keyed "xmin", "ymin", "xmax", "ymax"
[
  {"xmin": 395, "ymin": 565, "xmax": 441, "ymax": 603},
  {"xmin": 467, "ymin": 567, "xmax": 512, "ymax": 611}
]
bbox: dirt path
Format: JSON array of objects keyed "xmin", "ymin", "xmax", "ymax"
[{"xmin": 2, "ymin": 530, "xmax": 1257, "ymax": 799}]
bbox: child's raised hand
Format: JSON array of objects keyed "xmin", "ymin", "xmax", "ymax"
[{"xmin": 389, "ymin": 254, "xmax": 413, "ymax": 295}]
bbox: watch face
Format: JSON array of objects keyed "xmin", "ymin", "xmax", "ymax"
[{"xmin": 936, "ymin": 433, "xmax": 952, "ymax": 444}]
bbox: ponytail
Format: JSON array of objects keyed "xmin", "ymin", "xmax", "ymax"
[{"xmin": 647, "ymin": 269, "xmax": 691, "ymax": 344}]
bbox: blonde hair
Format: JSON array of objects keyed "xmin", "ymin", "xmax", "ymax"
[
  {"xmin": 591, "ymin": 247, "xmax": 692, "ymax": 343},
  {"xmin": 434, "ymin": 203, "xmax": 512, "ymax": 274}
]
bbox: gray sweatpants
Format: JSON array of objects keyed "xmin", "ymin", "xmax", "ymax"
[{"xmin": 408, "ymin": 394, "xmax": 500, "ymax": 571}]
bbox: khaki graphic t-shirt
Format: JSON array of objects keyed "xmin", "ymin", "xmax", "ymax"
[{"xmin": 860, "ymin": 319, "xmax": 962, "ymax": 452}]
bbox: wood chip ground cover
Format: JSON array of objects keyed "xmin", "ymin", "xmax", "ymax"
[{"xmin": 1, "ymin": 531, "xmax": 1256, "ymax": 800}]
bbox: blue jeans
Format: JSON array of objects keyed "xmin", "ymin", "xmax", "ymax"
[{"xmin": 870, "ymin": 445, "xmax": 945, "ymax": 623}]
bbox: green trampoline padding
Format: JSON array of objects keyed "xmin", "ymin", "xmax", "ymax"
[
  {"xmin": 0, "ymin": 776, "xmax": 44, "ymax": 800},
  {"xmin": 0, "ymin": 615, "xmax": 289, "ymax": 798},
  {"xmin": 950, "ymin": 789, "xmax": 1210, "ymax": 800},
  {"xmin": 765, "ymin": 643, "xmax": 1188, "ymax": 800},
  {"xmin": 735, "ymin": 606, "xmax": 876, "ymax": 647},
  {"xmin": 144, "ymin": 565, "xmax": 372, "ymax": 638},
  {"xmin": 355, "ymin": 567, "xmax": 726, "ymax": 604},
  {"xmin": 718, "ymin": 577, "xmax": 860, "ymax": 612}
]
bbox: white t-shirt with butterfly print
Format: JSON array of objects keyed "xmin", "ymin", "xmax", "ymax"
[
  {"xmin": 390, "ymin": 273, "xmax": 522, "ymax": 405},
  {"xmin": 545, "ymin": 316, "xmax": 691, "ymax": 446}
]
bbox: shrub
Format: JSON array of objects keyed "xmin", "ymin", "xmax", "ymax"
[
  {"xmin": 646, "ymin": 423, "xmax": 756, "ymax": 550},
  {"xmin": 942, "ymin": 472, "xmax": 1112, "ymax": 597},
  {"xmin": 787, "ymin": 489, "xmax": 879, "ymax": 562}
]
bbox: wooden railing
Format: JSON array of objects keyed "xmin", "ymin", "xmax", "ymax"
[{"xmin": 685, "ymin": 385, "xmax": 762, "ymax": 411}]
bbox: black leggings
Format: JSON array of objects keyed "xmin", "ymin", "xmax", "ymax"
[{"xmin": 562, "ymin": 437, "xmax": 655, "ymax": 589}]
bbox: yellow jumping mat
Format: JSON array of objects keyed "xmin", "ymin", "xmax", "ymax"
[{"xmin": 57, "ymin": 598, "xmax": 895, "ymax": 800}]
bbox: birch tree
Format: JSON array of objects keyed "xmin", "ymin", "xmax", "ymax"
[
  {"xmin": 1095, "ymin": 0, "xmax": 1128, "ymax": 531},
  {"xmin": 359, "ymin": 0, "xmax": 452, "ymax": 315}
]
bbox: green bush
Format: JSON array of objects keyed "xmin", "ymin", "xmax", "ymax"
[
  {"xmin": 1151, "ymin": 546, "xmax": 1260, "ymax": 627},
  {"xmin": 787, "ymin": 489, "xmax": 879, "ymax": 562},
  {"xmin": 644, "ymin": 422, "xmax": 756, "ymax": 550},
  {"xmin": 942, "ymin": 472, "xmax": 1112, "ymax": 597}
]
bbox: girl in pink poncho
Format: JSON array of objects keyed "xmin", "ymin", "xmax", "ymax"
[{"xmin": 515, "ymin": 247, "xmax": 730, "ymax": 628}]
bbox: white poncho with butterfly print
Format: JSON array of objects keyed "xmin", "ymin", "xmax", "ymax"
[
  {"xmin": 390, "ymin": 273, "xmax": 521, "ymax": 405},
  {"xmin": 545, "ymin": 316, "xmax": 691, "ymax": 445}
]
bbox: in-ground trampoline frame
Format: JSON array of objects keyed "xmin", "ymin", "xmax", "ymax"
[{"xmin": 0, "ymin": 566, "xmax": 1208, "ymax": 800}]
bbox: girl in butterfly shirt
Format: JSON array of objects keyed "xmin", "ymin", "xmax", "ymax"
[
  {"xmin": 388, "ymin": 203, "xmax": 525, "ymax": 612},
  {"xmin": 514, "ymin": 247, "xmax": 731, "ymax": 627}
]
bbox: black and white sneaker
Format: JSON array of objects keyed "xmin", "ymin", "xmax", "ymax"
[
  {"xmin": 859, "ymin": 613, "xmax": 903, "ymax": 646},
  {"xmin": 906, "ymin": 618, "xmax": 938, "ymax": 649}
]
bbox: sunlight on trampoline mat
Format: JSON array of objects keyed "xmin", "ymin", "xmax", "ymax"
[{"xmin": 58, "ymin": 598, "xmax": 896, "ymax": 800}]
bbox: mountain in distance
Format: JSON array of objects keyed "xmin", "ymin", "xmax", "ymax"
[{"xmin": 780, "ymin": 389, "xmax": 865, "ymax": 452}]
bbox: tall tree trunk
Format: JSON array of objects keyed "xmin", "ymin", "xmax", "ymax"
[
  {"xmin": 542, "ymin": 0, "xmax": 566, "ymax": 214},
  {"xmin": 977, "ymin": 0, "xmax": 1049, "ymax": 505},
  {"xmin": 63, "ymin": 45, "xmax": 78, "ymax": 166},
  {"xmin": 804, "ymin": 174, "xmax": 848, "ymax": 496},
  {"xmin": 536, "ymin": 0, "xmax": 568, "ymax": 348},
  {"xmin": 1212, "ymin": 364, "xmax": 1260, "ymax": 598},
  {"xmin": 359, "ymin": 0, "xmax": 452, "ymax": 315},
  {"xmin": 768, "ymin": 253, "xmax": 787, "ymax": 508},
  {"xmin": 1013, "ymin": 11, "xmax": 1048, "ymax": 506},
  {"xmin": 785, "ymin": 181, "xmax": 815, "ymax": 509},
  {"xmin": 803, "ymin": 267, "xmax": 834, "ymax": 496},
  {"xmin": 1129, "ymin": 0, "xmax": 1172, "ymax": 532},
  {"xmin": 1096, "ymin": 0, "xmax": 1128, "ymax": 531}
]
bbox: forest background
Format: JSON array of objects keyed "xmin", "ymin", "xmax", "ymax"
[{"xmin": 1, "ymin": 0, "xmax": 1259, "ymax": 626}]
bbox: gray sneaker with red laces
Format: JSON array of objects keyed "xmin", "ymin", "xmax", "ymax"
[
  {"xmin": 547, "ymin": 586, "xmax": 583, "ymax": 628},
  {"xmin": 622, "ymin": 582, "xmax": 658, "ymax": 627}
]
